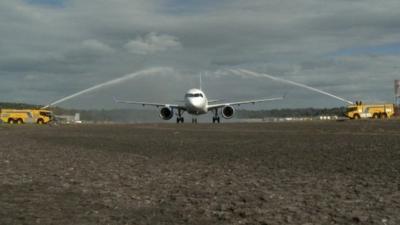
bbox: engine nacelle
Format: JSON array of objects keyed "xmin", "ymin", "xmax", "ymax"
[
  {"xmin": 222, "ymin": 105, "xmax": 235, "ymax": 119},
  {"xmin": 160, "ymin": 107, "xmax": 174, "ymax": 120}
]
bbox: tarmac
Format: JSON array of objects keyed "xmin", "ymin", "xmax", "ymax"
[{"xmin": 0, "ymin": 121, "xmax": 399, "ymax": 224}]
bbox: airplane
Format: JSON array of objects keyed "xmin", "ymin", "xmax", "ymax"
[{"xmin": 114, "ymin": 79, "xmax": 284, "ymax": 123}]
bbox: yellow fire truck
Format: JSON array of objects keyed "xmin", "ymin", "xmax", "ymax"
[
  {"xmin": 0, "ymin": 109, "xmax": 53, "ymax": 124},
  {"xmin": 345, "ymin": 102, "xmax": 395, "ymax": 119}
]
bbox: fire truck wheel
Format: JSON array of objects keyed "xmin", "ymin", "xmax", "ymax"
[
  {"xmin": 353, "ymin": 114, "xmax": 361, "ymax": 120},
  {"xmin": 372, "ymin": 113, "xmax": 379, "ymax": 119},
  {"xmin": 17, "ymin": 119, "xmax": 23, "ymax": 124},
  {"xmin": 37, "ymin": 119, "xmax": 44, "ymax": 125},
  {"xmin": 380, "ymin": 113, "xmax": 388, "ymax": 119},
  {"xmin": 8, "ymin": 119, "xmax": 15, "ymax": 124}
]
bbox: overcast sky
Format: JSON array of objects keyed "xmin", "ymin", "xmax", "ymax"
[{"xmin": 1, "ymin": 0, "xmax": 400, "ymax": 109}]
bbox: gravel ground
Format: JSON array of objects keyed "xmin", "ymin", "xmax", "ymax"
[{"xmin": 0, "ymin": 121, "xmax": 399, "ymax": 225}]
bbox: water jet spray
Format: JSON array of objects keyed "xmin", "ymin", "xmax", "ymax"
[
  {"xmin": 228, "ymin": 69, "xmax": 354, "ymax": 105},
  {"xmin": 42, "ymin": 67, "xmax": 173, "ymax": 109}
]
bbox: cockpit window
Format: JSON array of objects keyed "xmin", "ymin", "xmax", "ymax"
[{"xmin": 185, "ymin": 93, "xmax": 203, "ymax": 98}]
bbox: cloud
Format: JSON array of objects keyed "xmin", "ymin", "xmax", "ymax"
[
  {"xmin": 0, "ymin": 0, "xmax": 400, "ymax": 109},
  {"xmin": 81, "ymin": 39, "xmax": 115, "ymax": 55},
  {"xmin": 124, "ymin": 33, "xmax": 182, "ymax": 55}
]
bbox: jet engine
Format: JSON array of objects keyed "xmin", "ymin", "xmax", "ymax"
[
  {"xmin": 160, "ymin": 107, "xmax": 173, "ymax": 120},
  {"xmin": 222, "ymin": 105, "xmax": 235, "ymax": 119}
]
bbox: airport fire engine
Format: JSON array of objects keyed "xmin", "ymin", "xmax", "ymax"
[
  {"xmin": 345, "ymin": 102, "xmax": 395, "ymax": 119},
  {"xmin": 0, "ymin": 109, "xmax": 53, "ymax": 124}
]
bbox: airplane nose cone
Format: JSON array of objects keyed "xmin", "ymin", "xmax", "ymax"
[
  {"xmin": 188, "ymin": 98, "xmax": 204, "ymax": 109},
  {"xmin": 189, "ymin": 98, "xmax": 199, "ymax": 107}
]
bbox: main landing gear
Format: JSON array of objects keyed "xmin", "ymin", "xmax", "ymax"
[
  {"xmin": 212, "ymin": 109, "xmax": 220, "ymax": 123},
  {"xmin": 176, "ymin": 109, "xmax": 184, "ymax": 123},
  {"xmin": 191, "ymin": 118, "xmax": 198, "ymax": 123},
  {"xmin": 212, "ymin": 117, "xmax": 220, "ymax": 123},
  {"xmin": 177, "ymin": 117, "xmax": 184, "ymax": 123}
]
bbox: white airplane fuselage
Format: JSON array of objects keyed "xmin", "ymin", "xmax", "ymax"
[{"xmin": 184, "ymin": 88, "xmax": 208, "ymax": 115}]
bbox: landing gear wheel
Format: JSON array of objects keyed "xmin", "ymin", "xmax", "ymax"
[
  {"xmin": 176, "ymin": 109, "xmax": 185, "ymax": 124},
  {"xmin": 212, "ymin": 117, "xmax": 220, "ymax": 124},
  {"xmin": 192, "ymin": 118, "xmax": 198, "ymax": 124},
  {"xmin": 176, "ymin": 117, "xmax": 184, "ymax": 123},
  {"xmin": 212, "ymin": 109, "xmax": 220, "ymax": 123}
]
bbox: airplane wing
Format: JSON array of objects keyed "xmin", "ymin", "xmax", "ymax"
[
  {"xmin": 114, "ymin": 98, "xmax": 186, "ymax": 110},
  {"xmin": 207, "ymin": 96, "xmax": 284, "ymax": 110},
  {"xmin": 208, "ymin": 99, "xmax": 222, "ymax": 103}
]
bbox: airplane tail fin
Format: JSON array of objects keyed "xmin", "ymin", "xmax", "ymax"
[{"xmin": 199, "ymin": 73, "xmax": 202, "ymax": 90}]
